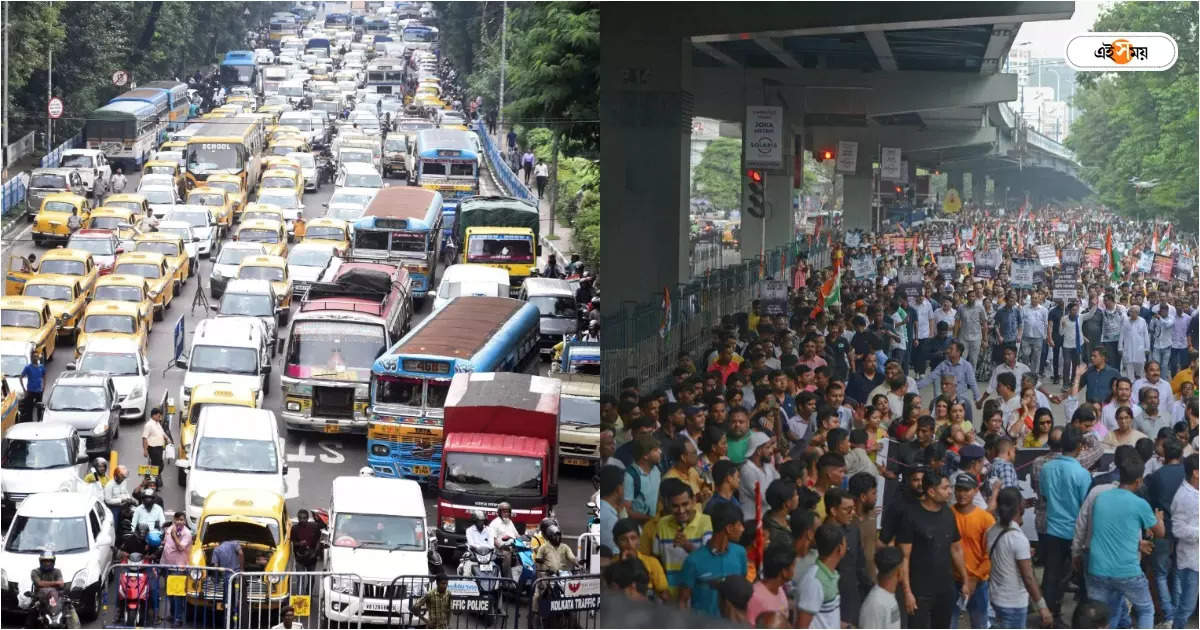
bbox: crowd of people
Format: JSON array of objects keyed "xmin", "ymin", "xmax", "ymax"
[{"xmin": 597, "ymin": 204, "xmax": 1199, "ymax": 628}]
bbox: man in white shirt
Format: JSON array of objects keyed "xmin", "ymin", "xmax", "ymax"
[
  {"xmin": 980, "ymin": 344, "xmax": 1030, "ymax": 406},
  {"xmin": 910, "ymin": 293, "xmax": 935, "ymax": 375},
  {"xmin": 1101, "ymin": 377, "xmax": 1143, "ymax": 432},
  {"xmin": 932, "ymin": 297, "xmax": 957, "ymax": 334},
  {"xmin": 465, "ymin": 511, "xmax": 495, "ymax": 551},
  {"xmin": 1149, "ymin": 305, "xmax": 1176, "ymax": 373},
  {"xmin": 1019, "ymin": 291, "xmax": 1050, "ymax": 376},
  {"xmin": 738, "ymin": 432, "xmax": 779, "ymax": 521},
  {"xmin": 488, "ymin": 503, "xmax": 520, "ymax": 578},
  {"xmin": 1168, "ymin": 454, "xmax": 1199, "ymax": 630},
  {"xmin": 1119, "ymin": 305, "xmax": 1151, "ymax": 380},
  {"xmin": 1133, "ymin": 360, "xmax": 1175, "ymax": 409}
]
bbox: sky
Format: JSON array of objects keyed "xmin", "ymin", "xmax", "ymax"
[{"xmin": 1015, "ymin": 1, "xmax": 1110, "ymax": 58}]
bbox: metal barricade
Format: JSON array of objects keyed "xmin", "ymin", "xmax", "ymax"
[
  {"xmin": 575, "ymin": 533, "xmax": 601, "ymax": 576},
  {"xmin": 39, "ymin": 133, "xmax": 83, "ymax": 169},
  {"xmin": 2, "ymin": 175, "xmax": 26, "ymax": 217},
  {"xmin": 528, "ymin": 575, "xmax": 601, "ymax": 629},
  {"xmin": 101, "ymin": 563, "xmax": 232, "ymax": 629},
  {"xmin": 227, "ymin": 571, "xmax": 362, "ymax": 630},
  {"xmin": 383, "ymin": 574, "xmax": 522, "ymax": 628}
]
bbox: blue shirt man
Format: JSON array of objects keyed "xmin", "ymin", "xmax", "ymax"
[
  {"xmin": 212, "ymin": 540, "xmax": 243, "ymax": 571},
  {"xmin": 1042, "ymin": 451, "xmax": 1092, "ymax": 540},
  {"xmin": 20, "ymin": 360, "xmax": 45, "ymax": 394},
  {"xmin": 994, "ymin": 301, "xmax": 1023, "ymax": 344},
  {"xmin": 680, "ymin": 541, "xmax": 747, "ymax": 616},
  {"xmin": 1081, "ymin": 354, "xmax": 1121, "ymax": 404}
]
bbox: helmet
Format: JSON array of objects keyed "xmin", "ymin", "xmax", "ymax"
[
  {"xmin": 545, "ymin": 524, "xmax": 562, "ymax": 540},
  {"xmin": 471, "ymin": 510, "xmax": 486, "ymax": 525},
  {"xmin": 539, "ymin": 517, "xmax": 558, "ymax": 536},
  {"xmin": 91, "ymin": 457, "xmax": 108, "ymax": 472},
  {"xmin": 496, "ymin": 502, "xmax": 512, "ymax": 516},
  {"xmin": 359, "ymin": 466, "xmax": 375, "ymax": 477},
  {"xmin": 39, "ymin": 550, "xmax": 55, "ymax": 566},
  {"xmin": 147, "ymin": 531, "xmax": 162, "ymax": 547},
  {"xmin": 128, "ymin": 553, "xmax": 144, "ymax": 564}
]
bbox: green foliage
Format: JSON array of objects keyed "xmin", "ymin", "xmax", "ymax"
[
  {"xmin": 691, "ymin": 137, "xmax": 743, "ymax": 215},
  {"xmin": 573, "ymin": 190, "xmax": 600, "ymax": 267},
  {"xmin": 1065, "ymin": 1, "xmax": 1199, "ymax": 227}
]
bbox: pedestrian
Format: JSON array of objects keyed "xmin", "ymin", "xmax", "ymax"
[
  {"xmin": 292, "ymin": 509, "xmax": 323, "ymax": 571},
  {"xmin": 19, "ymin": 352, "xmax": 45, "ymax": 422},
  {"xmin": 948, "ymin": 474, "xmax": 994, "ymax": 629},
  {"xmin": 506, "ymin": 129, "xmax": 517, "ymax": 153},
  {"xmin": 895, "ymin": 471, "xmax": 969, "ymax": 629},
  {"xmin": 1169, "ymin": 454, "xmax": 1199, "ymax": 629},
  {"xmin": 142, "ymin": 408, "xmax": 170, "ymax": 480},
  {"xmin": 534, "ymin": 159, "xmax": 549, "ymax": 199},
  {"xmin": 486, "ymin": 111, "xmax": 497, "ymax": 136},
  {"xmin": 521, "ymin": 149, "xmax": 535, "ymax": 186},
  {"xmin": 111, "ymin": 168, "xmax": 127, "ymax": 193},
  {"xmin": 858, "ymin": 547, "xmax": 904, "ymax": 629},
  {"xmin": 161, "ymin": 511, "xmax": 193, "ymax": 627},
  {"xmin": 270, "ymin": 605, "xmax": 303, "ymax": 629},
  {"xmin": 412, "ymin": 575, "xmax": 451, "ymax": 629},
  {"xmin": 679, "ymin": 502, "xmax": 747, "ymax": 616},
  {"xmin": 987, "ymin": 487, "xmax": 1053, "ymax": 628}
]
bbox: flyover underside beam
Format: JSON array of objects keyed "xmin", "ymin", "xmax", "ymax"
[
  {"xmin": 691, "ymin": 68, "xmax": 1016, "ymax": 120},
  {"xmin": 807, "ymin": 126, "xmax": 998, "ymax": 153}
]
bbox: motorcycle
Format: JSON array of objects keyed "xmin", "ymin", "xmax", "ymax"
[
  {"xmin": 117, "ymin": 560, "xmax": 151, "ymax": 628},
  {"xmin": 457, "ymin": 544, "xmax": 501, "ymax": 594},
  {"xmin": 25, "ymin": 588, "xmax": 77, "ymax": 629},
  {"xmin": 496, "ymin": 535, "xmax": 537, "ymax": 599}
]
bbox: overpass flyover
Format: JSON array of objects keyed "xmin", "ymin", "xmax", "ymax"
[{"xmin": 601, "ymin": 1, "xmax": 1091, "ymax": 310}]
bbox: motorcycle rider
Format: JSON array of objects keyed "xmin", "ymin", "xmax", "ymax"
[
  {"xmin": 465, "ymin": 510, "xmax": 494, "ymax": 552},
  {"xmin": 130, "ymin": 489, "xmax": 166, "ymax": 537},
  {"xmin": 488, "ymin": 503, "xmax": 520, "ymax": 578},
  {"xmin": 533, "ymin": 524, "xmax": 578, "ymax": 575},
  {"xmin": 103, "ymin": 465, "xmax": 138, "ymax": 526},
  {"xmin": 292, "ymin": 509, "xmax": 323, "ymax": 571},
  {"xmin": 29, "ymin": 550, "xmax": 78, "ymax": 628},
  {"xmin": 581, "ymin": 320, "xmax": 600, "ymax": 343},
  {"xmin": 83, "ymin": 457, "xmax": 110, "ymax": 486}
]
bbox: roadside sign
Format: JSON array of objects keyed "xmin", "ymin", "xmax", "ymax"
[
  {"xmin": 47, "ymin": 97, "xmax": 64, "ymax": 119},
  {"xmin": 173, "ymin": 315, "xmax": 185, "ymax": 362},
  {"xmin": 138, "ymin": 464, "xmax": 159, "ymax": 477},
  {"xmin": 112, "ymin": 70, "xmax": 129, "ymax": 87}
]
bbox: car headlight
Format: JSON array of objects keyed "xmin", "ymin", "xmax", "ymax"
[
  {"xmin": 286, "ymin": 401, "xmax": 300, "ymax": 412},
  {"xmin": 129, "ymin": 384, "xmax": 144, "ymax": 399},
  {"xmin": 189, "ymin": 491, "xmax": 205, "ymax": 507},
  {"xmin": 189, "ymin": 568, "xmax": 203, "ymax": 580},
  {"xmin": 71, "ymin": 571, "xmax": 89, "ymax": 591},
  {"xmin": 370, "ymin": 444, "xmax": 389, "ymax": 456},
  {"xmin": 268, "ymin": 575, "xmax": 282, "ymax": 585},
  {"xmin": 93, "ymin": 419, "xmax": 108, "ymax": 435},
  {"xmin": 441, "ymin": 516, "xmax": 455, "ymax": 531}
]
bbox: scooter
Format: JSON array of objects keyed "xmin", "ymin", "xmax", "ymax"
[
  {"xmin": 25, "ymin": 587, "xmax": 76, "ymax": 629},
  {"xmin": 117, "ymin": 556, "xmax": 151, "ymax": 628},
  {"xmin": 496, "ymin": 535, "xmax": 537, "ymax": 599},
  {"xmin": 457, "ymin": 544, "xmax": 501, "ymax": 594}
]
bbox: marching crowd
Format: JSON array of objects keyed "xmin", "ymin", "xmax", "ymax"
[{"xmin": 597, "ymin": 204, "xmax": 1199, "ymax": 629}]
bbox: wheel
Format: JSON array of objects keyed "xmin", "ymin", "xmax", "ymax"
[
  {"xmin": 173, "ymin": 280, "xmax": 182, "ymax": 297},
  {"xmin": 77, "ymin": 583, "xmax": 101, "ymax": 623},
  {"xmin": 153, "ymin": 306, "xmax": 164, "ymax": 322}
]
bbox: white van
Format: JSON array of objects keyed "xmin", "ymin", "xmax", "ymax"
[
  {"xmin": 519, "ymin": 277, "xmax": 579, "ymax": 355},
  {"xmin": 176, "ymin": 317, "xmax": 271, "ymax": 411},
  {"xmin": 184, "ymin": 407, "xmax": 287, "ymax": 524},
  {"xmin": 432, "ymin": 264, "xmax": 510, "ymax": 311},
  {"xmin": 322, "ymin": 476, "xmax": 430, "ymax": 624}
]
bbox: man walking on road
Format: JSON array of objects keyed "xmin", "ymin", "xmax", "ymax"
[
  {"xmin": 534, "ymin": 159, "xmax": 549, "ymax": 199},
  {"xmin": 19, "ymin": 353, "xmax": 45, "ymax": 423},
  {"xmin": 521, "ymin": 150, "xmax": 535, "ymax": 186},
  {"xmin": 110, "ymin": 169, "xmax": 127, "ymax": 194}
]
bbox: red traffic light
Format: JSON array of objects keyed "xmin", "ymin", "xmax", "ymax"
[
  {"xmin": 821, "ymin": 149, "xmax": 834, "ymax": 160},
  {"xmin": 746, "ymin": 169, "xmax": 763, "ymax": 183},
  {"xmin": 894, "ymin": 185, "xmax": 903, "ymax": 193}
]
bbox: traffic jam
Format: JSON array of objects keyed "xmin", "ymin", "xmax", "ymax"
[{"xmin": 1, "ymin": 3, "xmax": 601, "ymax": 628}]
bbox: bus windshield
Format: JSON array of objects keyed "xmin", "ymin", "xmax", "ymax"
[
  {"xmin": 354, "ymin": 230, "xmax": 426, "ymax": 253},
  {"xmin": 287, "ymin": 321, "xmax": 385, "ymax": 373},
  {"xmin": 187, "ymin": 143, "xmax": 246, "ymax": 174},
  {"xmin": 467, "ymin": 236, "xmax": 534, "ymax": 264}
]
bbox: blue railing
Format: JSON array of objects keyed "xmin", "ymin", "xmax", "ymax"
[
  {"xmin": 472, "ymin": 120, "xmax": 537, "ymax": 204},
  {"xmin": 1, "ymin": 176, "xmax": 27, "ymax": 218},
  {"xmin": 39, "ymin": 133, "xmax": 84, "ymax": 168}
]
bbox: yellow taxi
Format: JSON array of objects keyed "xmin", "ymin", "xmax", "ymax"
[
  {"xmin": 74, "ymin": 300, "xmax": 149, "ymax": 360},
  {"xmin": 300, "ymin": 217, "xmax": 350, "ymax": 256},
  {"xmin": 268, "ymin": 125, "xmax": 303, "ymax": 142},
  {"xmin": 187, "ymin": 490, "xmax": 292, "ymax": 608},
  {"xmin": 113, "ymin": 253, "xmax": 174, "ymax": 318},
  {"xmin": 142, "ymin": 160, "xmax": 186, "ymax": 198},
  {"xmin": 93, "ymin": 274, "xmax": 156, "ymax": 328},
  {"xmin": 265, "ymin": 137, "xmax": 308, "ymax": 158},
  {"xmin": 100, "ymin": 193, "xmax": 151, "ymax": 222},
  {"xmin": 32, "ymin": 193, "xmax": 91, "ymax": 247},
  {"xmin": 36, "ymin": 248, "xmax": 99, "ymax": 298},
  {"xmin": 174, "ymin": 384, "xmax": 258, "ymax": 485},
  {"xmin": 21, "ymin": 275, "xmax": 86, "ymax": 341},
  {"xmin": 261, "ymin": 156, "xmax": 303, "ymax": 184},
  {"xmin": 5, "ymin": 255, "xmax": 37, "ymax": 296},
  {"xmin": 201, "ymin": 174, "xmax": 248, "ymax": 221},
  {"xmin": 0, "ymin": 296, "xmax": 60, "ymax": 362},
  {"xmin": 226, "ymin": 94, "xmax": 255, "ymax": 109},
  {"xmin": 212, "ymin": 104, "xmax": 244, "ymax": 117},
  {"xmin": 235, "ymin": 219, "xmax": 288, "ymax": 257},
  {"xmin": 259, "ymin": 168, "xmax": 304, "ymax": 199},
  {"xmin": 185, "ymin": 187, "xmax": 235, "ymax": 228},
  {"xmin": 1, "ymin": 351, "xmax": 20, "ymax": 432},
  {"xmin": 89, "ymin": 206, "xmax": 145, "ymax": 240},
  {"xmin": 239, "ymin": 202, "xmax": 287, "ymax": 226},
  {"xmin": 237, "ymin": 255, "xmax": 292, "ymax": 309},
  {"xmin": 133, "ymin": 232, "xmax": 191, "ymax": 286},
  {"xmin": 256, "ymin": 104, "xmax": 286, "ymax": 124}
]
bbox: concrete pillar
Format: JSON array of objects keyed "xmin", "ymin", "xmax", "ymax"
[
  {"xmin": 740, "ymin": 130, "xmax": 795, "ymax": 262},
  {"xmin": 947, "ymin": 170, "xmax": 965, "ymax": 195},
  {"xmin": 842, "ymin": 170, "xmax": 875, "ymax": 232},
  {"xmin": 600, "ymin": 33, "xmax": 692, "ymax": 307}
]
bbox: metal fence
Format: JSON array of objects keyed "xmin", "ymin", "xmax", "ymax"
[
  {"xmin": 601, "ymin": 241, "xmax": 831, "ymax": 394},
  {"xmin": 228, "ymin": 570, "xmax": 361, "ymax": 629},
  {"xmin": 2, "ymin": 175, "xmax": 26, "ymax": 218},
  {"xmin": 101, "ymin": 563, "xmax": 233, "ymax": 629},
  {"xmin": 528, "ymin": 575, "xmax": 600, "ymax": 629},
  {"xmin": 473, "ymin": 120, "xmax": 537, "ymax": 205},
  {"xmin": 39, "ymin": 133, "xmax": 84, "ymax": 168},
  {"xmin": 5, "ymin": 130, "xmax": 37, "ymax": 168},
  {"xmin": 384, "ymin": 574, "xmax": 522, "ymax": 628}
]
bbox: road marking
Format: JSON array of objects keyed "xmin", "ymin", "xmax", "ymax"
[
  {"xmin": 4, "ymin": 222, "xmax": 33, "ymax": 245},
  {"xmin": 287, "ymin": 441, "xmax": 316, "ymax": 463},
  {"xmin": 317, "ymin": 441, "xmax": 345, "ymax": 464},
  {"xmin": 286, "ymin": 466, "xmax": 301, "ymax": 499}
]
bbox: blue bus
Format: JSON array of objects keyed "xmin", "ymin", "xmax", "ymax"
[
  {"xmin": 413, "ymin": 129, "xmax": 478, "ymax": 242},
  {"xmin": 219, "ymin": 50, "xmax": 260, "ymax": 93},
  {"xmin": 324, "ymin": 12, "xmax": 350, "ymax": 30},
  {"xmin": 138, "ymin": 81, "xmax": 191, "ymax": 129},
  {"xmin": 366, "ymin": 296, "xmax": 540, "ymax": 481},
  {"xmin": 305, "ymin": 37, "xmax": 332, "ymax": 58},
  {"xmin": 401, "ymin": 24, "xmax": 439, "ymax": 55},
  {"xmin": 350, "ymin": 187, "xmax": 444, "ymax": 299}
]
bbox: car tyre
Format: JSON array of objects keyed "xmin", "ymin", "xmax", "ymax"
[
  {"xmin": 77, "ymin": 583, "xmax": 101, "ymax": 623},
  {"xmin": 177, "ymin": 465, "xmax": 187, "ymax": 487},
  {"xmin": 154, "ymin": 306, "xmax": 164, "ymax": 322}
]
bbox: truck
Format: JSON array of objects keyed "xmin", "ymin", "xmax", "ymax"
[
  {"xmin": 453, "ymin": 196, "xmax": 539, "ymax": 296},
  {"xmin": 435, "ymin": 371, "xmax": 561, "ymax": 558}
]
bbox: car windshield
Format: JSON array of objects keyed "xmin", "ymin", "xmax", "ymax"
[
  {"xmin": 42, "ymin": 201, "xmax": 77, "ymax": 213},
  {"xmin": 23, "ymin": 284, "xmax": 73, "ymax": 301},
  {"xmin": 2, "ymin": 353, "xmax": 28, "ymax": 376},
  {"xmin": 258, "ymin": 193, "xmax": 299, "ymax": 209},
  {"xmin": 67, "ymin": 237, "xmax": 115, "ymax": 256},
  {"xmin": 59, "ymin": 155, "xmax": 95, "ymax": 168},
  {"xmin": 105, "ymin": 201, "xmax": 141, "ymax": 214},
  {"xmin": 220, "ymin": 293, "xmax": 275, "ymax": 318},
  {"xmin": 561, "ymin": 395, "xmax": 600, "ymax": 425},
  {"xmin": 89, "ymin": 216, "xmax": 127, "ymax": 230},
  {"xmin": 327, "ymin": 205, "xmax": 365, "ymax": 221},
  {"xmin": 529, "ymin": 296, "xmax": 577, "ymax": 318},
  {"xmin": 467, "ymin": 236, "xmax": 534, "ymax": 264},
  {"xmin": 142, "ymin": 189, "xmax": 175, "ymax": 204},
  {"xmin": 344, "ymin": 173, "xmax": 382, "ymax": 188},
  {"xmin": 194, "ymin": 436, "xmax": 277, "ymax": 473},
  {"xmin": 84, "ymin": 314, "xmax": 135, "ymax": 334},
  {"xmin": 280, "ymin": 117, "xmax": 315, "ymax": 131},
  {"xmin": 48, "ymin": 384, "xmax": 108, "ymax": 411},
  {"xmin": 243, "ymin": 212, "xmax": 282, "ymax": 224},
  {"xmin": 332, "ymin": 513, "xmax": 425, "ymax": 550},
  {"xmin": 190, "ymin": 345, "xmax": 259, "ymax": 375},
  {"xmin": 288, "ymin": 248, "xmax": 332, "ymax": 267},
  {"xmin": 39, "ymin": 259, "xmax": 86, "ymax": 276},
  {"xmin": 340, "ymin": 151, "xmax": 372, "ymax": 164},
  {"xmin": 4, "ymin": 516, "xmax": 89, "ymax": 554},
  {"xmin": 287, "ymin": 153, "xmax": 315, "ymax": 168},
  {"xmin": 239, "ymin": 266, "xmax": 284, "ymax": 282},
  {"xmin": 262, "ymin": 177, "xmax": 295, "ymax": 189},
  {"xmin": 189, "ymin": 193, "xmax": 224, "ymax": 206},
  {"xmin": 79, "ymin": 351, "xmax": 139, "ymax": 375},
  {"xmin": 303, "ymin": 226, "xmax": 344, "ymax": 241},
  {"xmin": 217, "ymin": 247, "xmax": 264, "ymax": 265},
  {"xmin": 330, "ymin": 192, "xmax": 373, "ymax": 207},
  {"xmin": 31, "ymin": 174, "xmax": 68, "ymax": 188},
  {"xmin": 287, "ymin": 321, "xmax": 385, "ymax": 371},
  {"xmin": 158, "ymin": 227, "xmax": 192, "ymax": 243},
  {"xmin": 1, "ymin": 438, "xmax": 72, "ymax": 470},
  {"xmin": 206, "ymin": 181, "xmax": 240, "ymax": 195},
  {"xmin": 94, "ymin": 285, "xmax": 143, "ymax": 302},
  {"xmin": 136, "ymin": 241, "xmax": 179, "ymax": 257},
  {"xmin": 384, "ymin": 138, "xmax": 407, "ymax": 153},
  {"xmin": 444, "ymin": 452, "xmax": 542, "ymax": 497},
  {"xmin": 114, "ymin": 263, "xmax": 161, "ymax": 279},
  {"xmin": 168, "ymin": 211, "xmax": 210, "ymax": 227},
  {"xmin": 438, "ymin": 281, "xmax": 506, "ymax": 299},
  {"xmin": 239, "ymin": 229, "xmax": 280, "ymax": 244},
  {"xmin": 146, "ymin": 166, "xmax": 175, "ymax": 176},
  {"xmin": 1, "ymin": 310, "xmax": 41, "ymax": 328}
]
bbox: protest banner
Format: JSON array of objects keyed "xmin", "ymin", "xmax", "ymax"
[
  {"xmin": 1010, "ymin": 258, "xmax": 1036, "ymax": 289},
  {"xmin": 898, "ymin": 267, "xmax": 923, "ymax": 299},
  {"xmin": 761, "ymin": 279, "xmax": 789, "ymax": 316},
  {"xmin": 1035, "ymin": 244, "xmax": 1059, "ymax": 267},
  {"xmin": 974, "ymin": 248, "xmax": 1002, "ymax": 280},
  {"xmin": 1153, "ymin": 255, "xmax": 1174, "ymax": 282}
]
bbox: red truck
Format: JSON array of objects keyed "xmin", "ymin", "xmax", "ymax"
[{"xmin": 435, "ymin": 371, "xmax": 561, "ymax": 557}]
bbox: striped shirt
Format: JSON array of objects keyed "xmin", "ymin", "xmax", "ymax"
[{"xmin": 649, "ymin": 511, "xmax": 713, "ymax": 594}]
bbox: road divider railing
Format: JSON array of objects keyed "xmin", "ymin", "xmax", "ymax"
[
  {"xmin": 529, "ymin": 574, "xmax": 601, "ymax": 629},
  {"xmin": 2, "ymin": 175, "xmax": 27, "ymax": 221},
  {"xmin": 383, "ymin": 574, "xmax": 521, "ymax": 628},
  {"xmin": 100, "ymin": 563, "xmax": 233, "ymax": 629},
  {"xmin": 225, "ymin": 570, "xmax": 363, "ymax": 629},
  {"xmin": 601, "ymin": 241, "xmax": 830, "ymax": 395},
  {"xmin": 40, "ymin": 133, "xmax": 84, "ymax": 169},
  {"xmin": 576, "ymin": 532, "xmax": 601, "ymax": 575}
]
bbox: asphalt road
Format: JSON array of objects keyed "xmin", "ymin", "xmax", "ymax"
[{"xmin": 2, "ymin": 165, "xmax": 596, "ymax": 555}]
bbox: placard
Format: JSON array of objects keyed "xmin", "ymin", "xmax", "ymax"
[
  {"xmin": 937, "ymin": 255, "xmax": 957, "ymax": 281},
  {"xmin": 1084, "ymin": 248, "xmax": 1104, "ymax": 269},
  {"xmin": 1152, "ymin": 255, "xmax": 1174, "ymax": 282},
  {"xmin": 836, "ymin": 140, "xmax": 858, "ymax": 174},
  {"xmin": 1052, "ymin": 265, "xmax": 1079, "ymax": 300},
  {"xmin": 957, "ymin": 249, "xmax": 975, "ymax": 265},
  {"xmin": 1174, "ymin": 255, "xmax": 1194, "ymax": 280},
  {"xmin": 844, "ymin": 231, "xmax": 862, "ymax": 248},
  {"xmin": 745, "ymin": 106, "xmax": 783, "ymax": 168},
  {"xmin": 851, "ymin": 255, "xmax": 876, "ymax": 279},
  {"xmin": 1060, "ymin": 248, "xmax": 1082, "ymax": 266},
  {"xmin": 1010, "ymin": 259, "xmax": 1037, "ymax": 289},
  {"xmin": 974, "ymin": 248, "xmax": 1002, "ymax": 280},
  {"xmin": 880, "ymin": 147, "xmax": 902, "ymax": 180},
  {"xmin": 761, "ymin": 279, "xmax": 789, "ymax": 316},
  {"xmin": 1035, "ymin": 244, "xmax": 1059, "ymax": 267},
  {"xmin": 898, "ymin": 267, "xmax": 923, "ymax": 299},
  {"xmin": 1137, "ymin": 251, "xmax": 1154, "ymax": 273}
]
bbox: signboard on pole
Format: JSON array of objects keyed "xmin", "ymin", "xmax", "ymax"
[
  {"xmin": 974, "ymin": 249, "xmax": 1002, "ymax": 280},
  {"xmin": 1136, "ymin": 251, "xmax": 1154, "ymax": 273},
  {"xmin": 47, "ymin": 97, "xmax": 64, "ymax": 119},
  {"xmin": 880, "ymin": 147, "xmax": 902, "ymax": 180},
  {"xmin": 898, "ymin": 267, "xmax": 923, "ymax": 299},
  {"xmin": 744, "ymin": 106, "xmax": 783, "ymax": 168},
  {"xmin": 1083, "ymin": 248, "xmax": 1104, "ymax": 269},
  {"xmin": 761, "ymin": 279, "xmax": 789, "ymax": 317},
  {"xmin": 111, "ymin": 70, "xmax": 129, "ymax": 87},
  {"xmin": 173, "ymin": 315, "xmax": 185, "ymax": 363},
  {"xmin": 900, "ymin": 160, "xmax": 909, "ymax": 184},
  {"xmin": 1052, "ymin": 259, "xmax": 1079, "ymax": 300},
  {"xmin": 1174, "ymin": 255, "xmax": 1194, "ymax": 280},
  {"xmin": 836, "ymin": 140, "xmax": 858, "ymax": 174},
  {"xmin": 1035, "ymin": 244, "xmax": 1059, "ymax": 267},
  {"xmin": 1010, "ymin": 259, "xmax": 1037, "ymax": 289}
]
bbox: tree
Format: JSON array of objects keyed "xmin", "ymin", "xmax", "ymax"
[
  {"xmin": 691, "ymin": 138, "xmax": 742, "ymax": 215},
  {"xmin": 1065, "ymin": 1, "xmax": 1199, "ymax": 226}
]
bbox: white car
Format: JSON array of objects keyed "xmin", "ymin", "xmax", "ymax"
[
  {"xmin": 0, "ymin": 423, "xmax": 89, "ymax": 517},
  {"xmin": 59, "ymin": 149, "xmax": 112, "ymax": 197},
  {"xmin": 72, "ymin": 338, "xmax": 150, "ymax": 422},
  {"xmin": 254, "ymin": 189, "xmax": 303, "ymax": 235},
  {"xmin": 1, "ymin": 492, "xmax": 115, "ymax": 622},
  {"xmin": 286, "ymin": 151, "xmax": 319, "ymax": 191},
  {"xmin": 138, "ymin": 185, "xmax": 180, "ymax": 218},
  {"xmin": 163, "ymin": 205, "xmax": 219, "ymax": 256},
  {"xmin": 324, "ymin": 186, "xmax": 378, "ymax": 221},
  {"xmin": 177, "ymin": 317, "xmax": 271, "ymax": 412},
  {"xmin": 0, "ymin": 340, "xmax": 33, "ymax": 400},
  {"xmin": 209, "ymin": 242, "xmax": 267, "ymax": 299},
  {"xmin": 335, "ymin": 162, "xmax": 384, "ymax": 190},
  {"xmin": 286, "ymin": 243, "xmax": 336, "ymax": 298},
  {"xmin": 184, "ymin": 407, "xmax": 287, "ymax": 524}
]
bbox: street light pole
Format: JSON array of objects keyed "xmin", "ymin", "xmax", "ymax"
[
  {"xmin": 498, "ymin": 0, "xmax": 507, "ymax": 132},
  {"xmin": 47, "ymin": 46, "xmax": 52, "ymax": 150}
]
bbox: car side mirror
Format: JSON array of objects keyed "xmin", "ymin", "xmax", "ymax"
[
  {"xmin": 77, "ymin": 453, "xmax": 89, "ymax": 465},
  {"xmin": 111, "ymin": 402, "xmax": 121, "ymax": 411},
  {"xmin": 66, "ymin": 362, "xmax": 77, "ymax": 371},
  {"xmin": 209, "ymin": 304, "xmax": 219, "ymax": 312},
  {"xmin": 174, "ymin": 357, "xmax": 188, "ymax": 369}
]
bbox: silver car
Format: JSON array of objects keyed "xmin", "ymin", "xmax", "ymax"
[{"xmin": 40, "ymin": 371, "xmax": 120, "ymax": 458}]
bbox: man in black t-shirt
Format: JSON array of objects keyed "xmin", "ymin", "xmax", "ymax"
[
  {"xmin": 825, "ymin": 321, "xmax": 852, "ymax": 383},
  {"xmin": 895, "ymin": 471, "xmax": 969, "ymax": 629}
]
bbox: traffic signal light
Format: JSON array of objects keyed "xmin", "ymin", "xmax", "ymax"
[
  {"xmin": 746, "ymin": 169, "xmax": 765, "ymax": 218},
  {"xmin": 815, "ymin": 148, "xmax": 835, "ymax": 162},
  {"xmin": 894, "ymin": 185, "xmax": 903, "ymax": 194}
]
